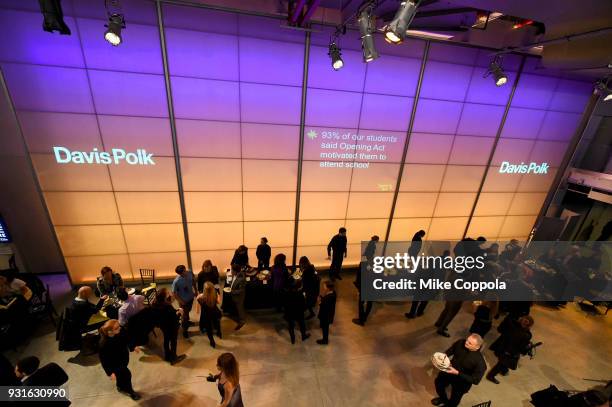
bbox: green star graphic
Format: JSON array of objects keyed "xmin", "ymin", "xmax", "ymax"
[{"xmin": 307, "ymin": 130, "xmax": 318, "ymax": 140}]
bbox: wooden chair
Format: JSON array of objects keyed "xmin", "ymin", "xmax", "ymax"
[{"xmin": 139, "ymin": 269, "xmax": 157, "ymax": 305}]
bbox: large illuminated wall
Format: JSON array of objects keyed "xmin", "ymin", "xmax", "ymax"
[{"xmin": 0, "ymin": 0, "xmax": 593, "ymax": 283}]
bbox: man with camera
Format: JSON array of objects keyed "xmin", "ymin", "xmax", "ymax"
[{"xmin": 487, "ymin": 315, "xmax": 536, "ymax": 384}]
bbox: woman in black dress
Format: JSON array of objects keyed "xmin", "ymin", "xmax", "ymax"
[
  {"xmin": 487, "ymin": 315, "xmax": 534, "ymax": 384},
  {"xmin": 283, "ymin": 279, "xmax": 310, "ymax": 344},
  {"xmin": 211, "ymin": 352, "xmax": 244, "ymax": 407},
  {"xmin": 299, "ymin": 256, "xmax": 320, "ymax": 319},
  {"xmin": 98, "ymin": 319, "xmax": 141, "ymax": 400},
  {"xmin": 197, "ymin": 260, "xmax": 220, "ymax": 294},
  {"xmin": 197, "ymin": 281, "xmax": 222, "ymax": 347}
]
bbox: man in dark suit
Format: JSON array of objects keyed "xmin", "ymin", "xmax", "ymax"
[
  {"xmin": 14, "ymin": 356, "xmax": 39, "ymax": 385},
  {"xmin": 432, "ymin": 334, "xmax": 487, "ymax": 407},
  {"xmin": 327, "ymin": 227, "xmax": 347, "ymax": 281},
  {"xmin": 317, "ymin": 280, "xmax": 337, "ymax": 345},
  {"xmin": 256, "ymin": 237, "xmax": 271, "ymax": 271},
  {"xmin": 230, "ymin": 264, "xmax": 247, "ymax": 331},
  {"xmin": 70, "ymin": 286, "xmax": 106, "ymax": 332}
]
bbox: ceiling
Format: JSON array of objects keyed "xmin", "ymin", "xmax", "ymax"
[{"xmin": 172, "ymin": 0, "xmax": 612, "ymax": 78}]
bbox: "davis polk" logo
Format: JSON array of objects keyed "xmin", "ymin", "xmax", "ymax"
[
  {"xmin": 499, "ymin": 161, "xmax": 548, "ymax": 174},
  {"xmin": 53, "ymin": 146, "xmax": 155, "ymax": 165}
]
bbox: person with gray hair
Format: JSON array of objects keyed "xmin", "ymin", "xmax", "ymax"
[{"xmin": 431, "ymin": 334, "xmax": 486, "ymax": 407}]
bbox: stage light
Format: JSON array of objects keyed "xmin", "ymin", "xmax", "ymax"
[
  {"xmin": 486, "ymin": 56, "xmax": 508, "ymax": 86},
  {"xmin": 104, "ymin": 13, "xmax": 125, "ymax": 46},
  {"xmin": 328, "ymin": 42, "xmax": 344, "ymax": 70},
  {"xmin": 38, "ymin": 0, "xmax": 71, "ymax": 35},
  {"xmin": 358, "ymin": 7, "xmax": 379, "ymax": 63},
  {"xmin": 384, "ymin": 0, "xmax": 418, "ymax": 44}
]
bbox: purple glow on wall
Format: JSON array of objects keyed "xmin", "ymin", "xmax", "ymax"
[{"xmin": 0, "ymin": 1, "xmax": 596, "ymax": 279}]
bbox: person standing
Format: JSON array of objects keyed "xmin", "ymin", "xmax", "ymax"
[
  {"xmin": 469, "ymin": 301, "xmax": 498, "ymax": 339},
  {"xmin": 229, "ymin": 264, "xmax": 247, "ymax": 331},
  {"xmin": 353, "ymin": 236, "xmax": 378, "ymax": 326},
  {"xmin": 98, "ymin": 319, "xmax": 141, "ymax": 400},
  {"xmin": 432, "ymin": 334, "xmax": 486, "ymax": 407},
  {"xmin": 434, "ymin": 301, "xmax": 463, "ymax": 337},
  {"xmin": 256, "ymin": 237, "xmax": 271, "ymax": 271},
  {"xmin": 209, "ymin": 353, "xmax": 244, "ymax": 407},
  {"xmin": 197, "ymin": 282, "xmax": 222, "ymax": 348},
  {"xmin": 197, "ymin": 260, "xmax": 219, "ymax": 294},
  {"xmin": 327, "ymin": 227, "xmax": 347, "ymax": 281},
  {"xmin": 299, "ymin": 256, "xmax": 320, "ymax": 320},
  {"xmin": 405, "ymin": 230, "xmax": 427, "ymax": 319},
  {"xmin": 283, "ymin": 279, "xmax": 310, "ymax": 344},
  {"xmin": 271, "ymin": 253, "xmax": 289, "ymax": 312},
  {"xmin": 151, "ymin": 288, "xmax": 185, "ymax": 365},
  {"xmin": 316, "ymin": 280, "xmax": 336, "ymax": 345},
  {"xmin": 487, "ymin": 315, "xmax": 534, "ymax": 384},
  {"xmin": 363, "ymin": 235, "xmax": 379, "ymax": 265},
  {"xmin": 172, "ymin": 265, "xmax": 196, "ymax": 338},
  {"xmin": 231, "ymin": 246, "xmax": 249, "ymax": 269}
]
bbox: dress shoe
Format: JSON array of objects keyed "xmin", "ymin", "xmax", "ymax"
[
  {"xmin": 182, "ymin": 330, "xmax": 189, "ymax": 338},
  {"xmin": 170, "ymin": 354, "xmax": 186, "ymax": 365},
  {"xmin": 130, "ymin": 392, "xmax": 141, "ymax": 401},
  {"xmin": 235, "ymin": 322, "xmax": 245, "ymax": 331},
  {"xmin": 316, "ymin": 339, "xmax": 328, "ymax": 345},
  {"xmin": 352, "ymin": 318, "xmax": 364, "ymax": 326},
  {"xmin": 404, "ymin": 313, "xmax": 416, "ymax": 319},
  {"xmin": 336, "ymin": 275, "xmax": 342, "ymax": 280},
  {"xmin": 302, "ymin": 333, "xmax": 311, "ymax": 341},
  {"xmin": 436, "ymin": 329, "xmax": 450, "ymax": 338},
  {"xmin": 431, "ymin": 397, "xmax": 446, "ymax": 406},
  {"xmin": 486, "ymin": 374, "xmax": 500, "ymax": 384}
]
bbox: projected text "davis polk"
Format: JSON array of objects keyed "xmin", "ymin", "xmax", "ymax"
[
  {"xmin": 498, "ymin": 161, "xmax": 549, "ymax": 174},
  {"xmin": 53, "ymin": 147, "xmax": 155, "ymax": 165}
]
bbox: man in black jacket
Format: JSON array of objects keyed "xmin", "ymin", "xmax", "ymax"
[
  {"xmin": 71, "ymin": 286, "xmax": 106, "ymax": 332},
  {"xmin": 487, "ymin": 315, "xmax": 534, "ymax": 384},
  {"xmin": 432, "ymin": 334, "xmax": 486, "ymax": 407},
  {"xmin": 317, "ymin": 280, "xmax": 336, "ymax": 345},
  {"xmin": 256, "ymin": 237, "xmax": 271, "ymax": 271},
  {"xmin": 14, "ymin": 356, "xmax": 39, "ymax": 385},
  {"xmin": 327, "ymin": 227, "xmax": 347, "ymax": 281}
]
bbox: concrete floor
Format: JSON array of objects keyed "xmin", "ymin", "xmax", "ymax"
[{"xmin": 4, "ymin": 273, "xmax": 611, "ymax": 407}]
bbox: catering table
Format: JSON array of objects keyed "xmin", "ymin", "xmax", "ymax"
[{"xmin": 221, "ymin": 268, "xmax": 275, "ymax": 312}]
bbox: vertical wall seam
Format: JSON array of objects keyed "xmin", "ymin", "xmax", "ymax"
[
  {"xmin": 382, "ymin": 40, "xmax": 430, "ymax": 256},
  {"xmin": 461, "ymin": 55, "xmax": 527, "ymax": 240},
  {"xmin": 291, "ymin": 31, "xmax": 311, "ymax": 267},
  {"xmin": 156, "ymin": 0, "xmax": 193, "ymax": 271}
]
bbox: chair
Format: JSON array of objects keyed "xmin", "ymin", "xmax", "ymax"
[
  {"xmin": 29, "ymin": 283, "xmax": 58, "ymax": 326},
  {"xmin": 472, "ymin": 402, "xmax": 491, "ymax": 407},
  {"xmin": 139, "ymin": 269, "xmax": 157, "ymax": 305}
]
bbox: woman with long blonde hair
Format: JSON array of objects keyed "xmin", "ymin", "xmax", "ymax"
[{"xmin": 197, "ymin": 281, "xmax": 222, "ymax": 347}]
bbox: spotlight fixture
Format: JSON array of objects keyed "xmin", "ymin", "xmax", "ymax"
[
  {"xmin": 38, "ymin": 0, "xmax": 71, "ymax": 35},
  {"xmin": 358, "ymin": 6, "xmax": 379, "ymax": 63},
  {"xmin": 384, "ymin": 0, "xmax": 418, "ymax": 44},
  {"xmin": 104, "ymin": 13, "xmax": 125, "ymax": 46},
  {"xmin": 486, "ymin": 55, "xmax": 508, "ymax": 86},
  {"xmin": 328, "ymin": 42, "xmax": 344, "ymax": 71}
]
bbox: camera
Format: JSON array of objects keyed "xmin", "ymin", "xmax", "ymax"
[
  {"xmin": 527, "ymin": 341, "xmax": 543, "ymax": 359},
  {"xmin": 206, "ymin": 374, "xmax": 216, "ymax": 382}
]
